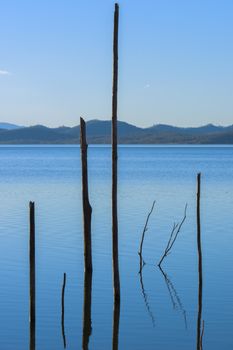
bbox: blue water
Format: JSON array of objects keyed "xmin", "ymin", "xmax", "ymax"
[{"xmin": 0, "ymin": 145, "xmax": 232, "ymax": 349}]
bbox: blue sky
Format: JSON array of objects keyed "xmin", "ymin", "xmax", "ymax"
[{"xmin": 0, "ymin": 0, "xmax": 233, "ymax": 127}]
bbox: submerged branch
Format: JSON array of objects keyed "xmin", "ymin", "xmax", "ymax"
[
  {"xmin": 158, "ymin": 204, "xmax": 187, "ymax": 267},
  {"xmin": 138, "ymin": 200, "xmax": 156, "ymax": 273}
]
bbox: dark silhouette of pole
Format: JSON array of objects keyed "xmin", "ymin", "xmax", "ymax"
[
  {"xmin": 29, "ymin": 201, "xmax": 35, "ymax": 350},
  {"xmin": 112, "ymin": 2, "xmax": 120, "ymax": 303},
  {"xmin": 80, "ymin": 117, "xmax": 92, "ymax": 273},
  {"xmin": 61, "ymin": 273, "xmax": 67, "ymax": 348},
  {"xmin": 196, "ymin": 173, "xmax": 203, "ymax": 350},
  {"xmin": 80, "ymin": 117, "xmax": 93, "ymax": 349}
]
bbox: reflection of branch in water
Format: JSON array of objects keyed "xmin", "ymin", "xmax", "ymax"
[
  {"xmin": 159, "ymin": 266, "xmax": 187, "ymax": 329},
  {"xmin": 139, "ymin": 268, "xmax": 155, "ymax": 327},
  {"xmin": 160, "ymin": 268, "xmax": 176, "ymax": 310},
  {"xmin": 138, "ymin": 201, "xmax": 156, "ymax": 273},
  {"xmin": 112, "ymin": 300, "xmax": 120, "ymax": 350},
  {"xmin": 61, "ymin": 273, "xmax": 67, "ymax": 348},
  {"xmin": 82, "ymin": 270, "xmax": 92, "ymax": 350}
]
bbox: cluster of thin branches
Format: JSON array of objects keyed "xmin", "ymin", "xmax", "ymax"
[
  {"xmin": 137, "ymin": 192, "xmax": 205, "ymax": 349},
  {"xmin": 138, "ymin": 201, "xmax": 187, "ymax": 269},
  {"xmin": 138, "ymin": 201, "xmax": 188, "ymax": 329},
  {"xmin": 158, "ymin": 204, "xmax": 188, "ymax": 267}
]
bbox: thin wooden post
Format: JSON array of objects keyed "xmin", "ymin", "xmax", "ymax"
[
  {"xmin": 196, "ymin": 173, "xmax": 203, "ymax": 350},
  {"xmin": 112, "ymin": 2, "xmax": 120, "ymax": 303},
  {"xmin": 80, "ymin": 117, "xmax": 92, "ymax": 273},
  {"xmin": 61, "ymin": 273, "xmax": 67, "ymax": 348},
  {"xmin": 29, "ymin": 201, "xmax": 35, "ymax": 350}
]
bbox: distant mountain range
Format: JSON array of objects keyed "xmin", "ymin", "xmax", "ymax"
[
  {"xmin": 0, "ymin": 120, "xmax": 233, "ymax": 144},
  {"xmin": 0, "ymin": 122, "xmax": 23, "ymax": 130}
]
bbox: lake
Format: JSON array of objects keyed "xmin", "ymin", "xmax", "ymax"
[{"xmin": 0, "ymin": 145, "xmax": 232, "ymax": 349}]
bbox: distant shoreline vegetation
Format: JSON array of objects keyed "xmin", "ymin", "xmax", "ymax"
[{"xmin": 0, "ymin": 120, "xmax": 233, "ymax": 144}]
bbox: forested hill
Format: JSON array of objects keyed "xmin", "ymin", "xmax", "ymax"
[{"xmin": 0, "ymin": 120, "xmax": 233, "ymax": 144}]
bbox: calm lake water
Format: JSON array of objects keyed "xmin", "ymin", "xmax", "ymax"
[{"xmin": 0, "ymin": 145, "xmax": 232, "ymax": 349}]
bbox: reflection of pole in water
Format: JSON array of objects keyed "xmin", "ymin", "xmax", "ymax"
[
  {"xmin": 61, "ymin": 273, "xmax": 67, "ymax": 348},
  {"xmin": 82, "ymin": 271, "xmax": 92, "ymax": 350},
  {"xmin": 29, "ymin": 201, "xmax": 36, "ymax": 350},
  {"xmin": 196, "ymin": 173, "xmax": 204, "ymax": 349},
  {"xmin": 139, "ymin": 268, "xmax": 155, "ymax": 327},
  {"xmin": 159, "ymin": 266, "xmax": 187, "ymax": 329},
  {"xmin": 112, "ymin": 298, "xmax": 120, "ymax": 350}
]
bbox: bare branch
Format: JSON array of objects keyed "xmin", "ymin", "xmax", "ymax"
[
  {"xmin": 158, "ymin": 204, "xmax": 187, "ymax": 267},
  {"xmin": 138, "ymin": 200, "xmax": 156, "ymax": 273}
]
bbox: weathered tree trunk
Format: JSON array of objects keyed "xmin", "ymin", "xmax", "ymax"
[
  {"xmin": 29, "ymin": 201, "xmax": 35, "ymax": 350},
  {"xmin": 196, "ymin": 173, "xmax": 203, "ymax": 350},
  {"xmin": 112, "ymin": 2, "xmax": 120, "ymax": 303},
  {"xmin": 80, "ymin": 117, "xmax": 92, "ymax": 273}
]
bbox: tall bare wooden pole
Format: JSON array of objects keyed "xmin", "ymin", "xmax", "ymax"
[
  {"xmin": 112, "ymin": 2, "xmax": 120, "ymax": 303},
  {"xmin": 29, "ymin": 201, "xmax": 35, "ymax": 350},
  {"xmin": 196, "ymin": 173, "xmax": 203, "ymax": 350},
  {"xmin": 80, "ymin": 117, "xmax": 93, "ymax": 273},
  {"xmin": 80, "ymin": 116, "xmax": 93, "ymax": 350}
]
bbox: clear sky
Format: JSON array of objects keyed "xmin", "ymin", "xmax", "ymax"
[{"xmin": 0, "ymin": 0, "xmax": 233, "ymax": 127}]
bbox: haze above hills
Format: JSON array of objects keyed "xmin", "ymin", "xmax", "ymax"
[{"xmin": 0, "ymin": 120, "xmax": 233, "ymax": 144}]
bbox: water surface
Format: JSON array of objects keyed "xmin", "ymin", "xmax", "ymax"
[{"xmin": 0, "ymin": 145, "xmax": 232, "ymax": 349}]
